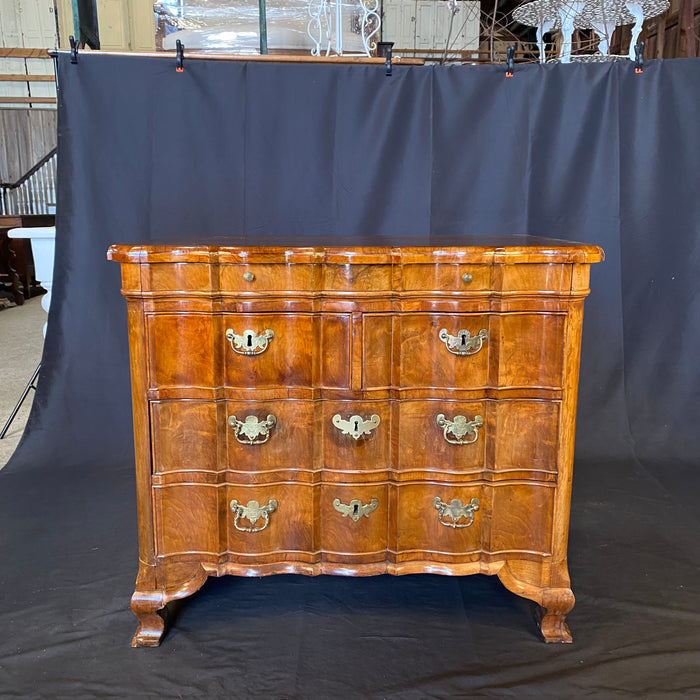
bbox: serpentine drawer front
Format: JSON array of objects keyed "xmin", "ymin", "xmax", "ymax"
[{"xmin": 108, "ymin": 235, "xmax": 603, "ymax": 647}]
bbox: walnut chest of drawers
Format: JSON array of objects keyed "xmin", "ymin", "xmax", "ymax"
[{"xmin": 108, "ymin": 235, "xmax": 603, "ymax": 646}]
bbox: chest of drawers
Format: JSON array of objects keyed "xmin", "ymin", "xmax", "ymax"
[{"xmin": 108, "ymin": 236, "xmax": 603, "ymax": 646}]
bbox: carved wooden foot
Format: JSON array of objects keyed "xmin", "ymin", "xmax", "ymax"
[
  {"xmin": 132, "ymin": 611, "xmax": 165, "ymax": 647},
  {"xmin": 496, "ymin": 561, "xmax": 575, "ymax": 642},
  {"xmin": 130, "ymin": 562, "xmax": 209, "ymax": 646},
  {"xmin": 131, "ymin": 592, "xmax": 166, "ymax": 647},
  {"xmin": 536, "ymin": 589, "xmax": 575, "ymax": 643}
]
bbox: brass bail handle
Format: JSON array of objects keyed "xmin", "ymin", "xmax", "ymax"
[
  {"xmin": 433, "ymin": 497, "xmax": 480, "ymax": 528},
  {"xmin": 436, "ymin": 414, "xmax": 483, "ymax": 445},
  {"xmin": 230, "ymin": 499, "xmax": 278, "ymax": 533},
  {"xmin": 228, "ymin": 414, "xmax": 277, "ymax": 445}
]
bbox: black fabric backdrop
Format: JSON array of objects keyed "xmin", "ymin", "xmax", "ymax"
[{"xmin": 1, "ymin": 53, "xmax": 699, "ymax": 697}]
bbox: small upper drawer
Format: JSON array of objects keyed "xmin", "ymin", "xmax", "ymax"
[
  {"xmin": 223, "ymin": 313, "xmax": 314, "ymax": 389},
  {"xmin": 402, "ymin": 264, "xmax": 492, "ymax": 292},
  {"xmin": 220, "ymin": 264, "xmax": 315, "ymax": 292},
  {"xmin": 398, "ymin": 313, "xmax": 565, "ymax": 392}
]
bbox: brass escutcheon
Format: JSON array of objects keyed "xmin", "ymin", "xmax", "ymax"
[
  {"xmin": 226, "ymin": 328, "xmax": 274, "ymax": 355},
  {"xmin": 439, "ymin": 328, "xmax": 488, "ymax": 356},
  {"xmin": 333, "ymin": 497, "xmax": 379, "ymax": 522},
  {"xmin": 230, "ymin": 499, "xmax": 278, "ymax": 533},
  {"xmin": 436, "ymin": 413, "xmax": 483, "ymax": 445},
  {"xmin": 433, "ymin": 497, "xmax": 480, "ymax": 528},
  {"xmin": 332, "ymin": 414, "xmax": 381, "ymax": 440}
]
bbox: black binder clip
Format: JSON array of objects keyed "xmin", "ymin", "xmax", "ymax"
[
  {"xmin": 69, "ymin": 35, "xmax": 78, "ymax": 64},
  {"xmin": 506, "ymin": 46, "xmax": 514, "ymax": 77},
  {"xmin": 176, "ymin": 40, "xmax": 184, "ymax": 73},
  {"xmin": 377, "ymin": 42, "xmax": 393, "ymax": 77},
  {"xmin": 634, "ymin": 41, "xmax": 645, "ymax": 74}
]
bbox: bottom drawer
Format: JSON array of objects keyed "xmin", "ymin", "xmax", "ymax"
[
  {"xmin": 395, "ymin": 482, "xmax": 554, "ymax": 560},
  {"xmin": 321, "ymin": 484, "xmax": 388, "ymax": 569},
  {"xmin": 226, "ymin": 484, "xmax": 316, "ymax": 559},
  {"xmin": 153, "ymin": 481, "xmax": 554, "ymax": 568},
  {"xmin": 154, "ymin": 483, "xmax": 317, "ymax": 562}
]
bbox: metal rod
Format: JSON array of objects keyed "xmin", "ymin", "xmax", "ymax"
[
  {"xmin": 47, "ymin": 50, "xmax": 424, "ymax": 65},
  {"xmin": 0, "ymin": 363, "xmax": 41, "ymax": 439},
  {"xmin": 259, "ymin": 0, "xmax": 268, "ymax": 54}
]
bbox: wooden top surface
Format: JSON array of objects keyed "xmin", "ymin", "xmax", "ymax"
[{"xmin": 108, "ymin": 235, "xmax": 604, "ymax": 265}]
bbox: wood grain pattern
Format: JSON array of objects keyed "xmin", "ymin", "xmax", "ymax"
[{"xmin": 107, "ymin": 237, "xmax": 603, "ymax": 646}]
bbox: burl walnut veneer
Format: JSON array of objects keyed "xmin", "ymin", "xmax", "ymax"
[{"xmin": 108, "ymin": 235, "xmax": 603, "ymax": 646}]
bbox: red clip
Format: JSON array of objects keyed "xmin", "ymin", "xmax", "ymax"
[{"xmin": 505, "ymin": 46, "xmax": 515, "ymax": 78}]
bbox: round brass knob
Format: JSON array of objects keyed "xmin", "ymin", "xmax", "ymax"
[
  {"xmin": 243, "ymin": 271, "xmax": 255, "ymax": 282},
  {"xmin": 461, "ymin": 272, "xmax": 473, "ymax": 284}
]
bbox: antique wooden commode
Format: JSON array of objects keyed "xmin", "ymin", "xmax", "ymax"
[{"xmin": 108, "ymin": 234, "xmax": 603, "ymax": 646}]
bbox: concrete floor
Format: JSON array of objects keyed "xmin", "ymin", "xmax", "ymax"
[{"xmin": 0, "ymin": 295, "xmax": 46, "ymax": 469}]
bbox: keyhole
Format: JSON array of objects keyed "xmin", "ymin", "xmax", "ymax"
[
  {"xmin": 247, "ymin": 333, "xmax": 253, "ymax": 347},
  {"xmin": 354, "ymin": 420, "xmax": 359, "ymax": 432},
  {"xmin": 461, "ymin": 334, "xmax": 466, "ymax": 346},
  {"xmin": 353, "ymin": 503, "xmax": 359, "ymax": 517}
]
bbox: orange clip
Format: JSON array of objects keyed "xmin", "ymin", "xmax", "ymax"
[
  {"xmin": 176, "ymin": 67, "xmax": 184, "ymax": 73},
  {"xmin": 635, "ymin": 67, "xmax": 643, "ymax": 74},
  {"xmin": 506, "ymin": 71, "xmax": 513, "ymax": 78}
]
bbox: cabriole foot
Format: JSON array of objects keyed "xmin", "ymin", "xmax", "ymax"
[
  {"xmin": 131, "ymin": 611, "xmax": 165, "ymax": 647},
  {"xmin": 536, "ymin": 589, "xmax": 575, "ymax": 643}
]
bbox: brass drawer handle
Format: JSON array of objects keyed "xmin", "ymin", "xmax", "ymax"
[
  {"xmin": 226, "ymin": 328, "xmax": 274, "ymax": 355},
  {"xmin": 439, "ymin": 328, "xmax": 488, "ymax": 356},
  {"xmin": 333, "ymin": 497, "xmax": 379, "ymax": 522},
  {"xmin": 228, "ymin": 414, "xmax": 277, "ymax": 445},
  {"xmin": 332, "ymin": 414, "xmax": 381, "ymax": 440},
  {"xmin": 433, "ymin": 497, "xmax": 480, "ymax": 528},
  {"xmin": 230, "ymin": 499, "xmax": 278, "ymax": 533},
  {"xmin": 436, "ymin": 413, "xmax": 483, "ymax": 445}
]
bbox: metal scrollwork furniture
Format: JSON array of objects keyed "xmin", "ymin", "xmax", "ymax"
[{"xmin": 109, "ymin": 235, "xmax": 603, "ymax": 647}]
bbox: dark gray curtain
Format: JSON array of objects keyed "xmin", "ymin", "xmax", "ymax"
[{"xmin": 2, "ymin": 54, "xmax": 699, "ymax": 696}]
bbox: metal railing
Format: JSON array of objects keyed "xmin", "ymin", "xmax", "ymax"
[{"xmin": 0, "ymin": 148, "xmax": 57, "ymax": 216}]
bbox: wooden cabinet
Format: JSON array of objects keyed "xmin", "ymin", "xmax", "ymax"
[{"xmin": 108, "ymin": 235, "xmax": 603, "ymax": 647}]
